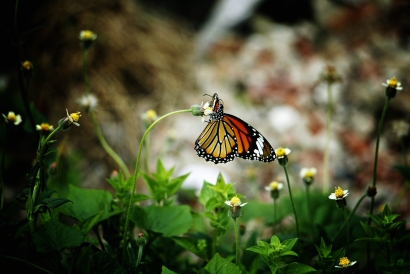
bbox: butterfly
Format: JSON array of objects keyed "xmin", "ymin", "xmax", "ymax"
[{"xmin": 195, "ymin": 93, "xmax": 276, "ymax": 164}]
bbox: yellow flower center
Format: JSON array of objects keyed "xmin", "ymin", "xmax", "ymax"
[
  {"xmin": 21, "ymin": 61, "xmax": 33, "ymax": 70},
  {"xmin": 70, "ymin": 112, "xmax": 82, "ymax": 122},
  {"xmin": 269, "ymin": 181, "xmax": 279, "ymax": 190},
  {"xmin": 339, "ymin": 257, "xmax": 350, "ymax": 267},
  {"xmin": 276, "ymin": 147, "xmax": 286, "ymax": 157},
  {"xmin": 7, "ymin": 112, "xmax": 17, "ymax": 122},
  {"xmin": 388, "ymin": 77, "xmax": 398, "ymax": 88},
  {"xmin": 40, "ymin": 123, "xmax": 52, "ymax": 131},
  {"xmin": 82, "ymin": 30, "xmax": 95, "ymax": 40},
  {"xmin": 304, "ymin": 169, "xmax": 315, "ymax": 178},
  {"xmin": 146, "ymin": 110, "xmax": 157, "ymax": 120},
  {"xmin": 230, "ymin": 196, "xmax": 241, "ymax": 207},
  {"xmin": 334, "ymin": 187, "xmax": 344, "ymax": 198}
]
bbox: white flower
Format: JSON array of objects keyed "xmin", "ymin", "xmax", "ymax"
[
  {"xmin": 77, "ymin": 94, "xmax": 98, "ymax": 112},
  {"xmin": 328, "ymin": 186, "xmax": 349, "ymax": 200},
  {"xmin": 335, "ymin": 257, "xmax": 357, "ymax": 268},
  {"xmin": 264, "ymin": 181, "xmax": 284, "ymax": 192},
  {"xmin": 201, "ymin": 101, "xmax": 213, "ymax": 123},
  {"xmin": 79, "ymin": 30, "xmax": 97, "ymax": 41},
  {"xmin": 382, "ymin": 77, "xmax": 403, "ymax": 90},
  {"xmin": 66, "ymin": 109, "xmax": 81, "ymax": 126},
  {"xmin": 275, "ymin": 147, "xmax": 291, "ymax": 159},
  {"xmin": 224, "ymin": 196, "xmax": 247, "ymax": 207},
  {"xmin": 300, "ymin": 167, "xmax": 317, "ymax": 179},
  {"xmin": 2, "ymin": 111, "xmax": 22, "ymax": 125},
  {"xmin": 36, "ymin": 123, "xmax": 54, "ymax": 132}
]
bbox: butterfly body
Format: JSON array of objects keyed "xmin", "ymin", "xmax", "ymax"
[{"xmin": 195, "ymin": 93, "xmax": 276, "ymax": 164}]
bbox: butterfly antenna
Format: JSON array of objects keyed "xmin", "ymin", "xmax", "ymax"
[{"xmin": 203, "ymin": 94, "xmax": 212, "ymax": 98}]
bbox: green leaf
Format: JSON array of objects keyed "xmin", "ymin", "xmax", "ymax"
[
  {"xmin": 270, "ymin": 235, "xmax": 281, "ymax": 246},
  {"xmin": 131, "ymin": 193, "xmax": 152, "ymax": 203},
  {"xmin": 162, "ymin": 266, "xmax": 177, "ymax": 274},
  {"xmin": 80, "ymin": 210, "xmax": 105, "ymax": 235},
  {"xmin": 32, "ymin": 218, "xmax": 84, "ymax": 253},
  {"xmin": 42, "ymin": 197, "xmax": 73, "ymax": 209},
  {"xmin": 171, "ymin": 236, "xmax": 208, "ymax": 260},
  {"xmin": 279, "ymin": 262, "xmax": 317, "ymax": 273},
  {"xmin": 204, "ymin": 253, "xmax": 242, "ymax": 274},
  {"xmin": 59, "ymin": 184, "xmax": 118, "ymax": 222},
  {"xmin": 281, "ymin": 238, "xmax": 298, "ymax": 251},
  {"xmin": 131, "ymin": 205, "xmax": 193, "ymax": 236},
  {"xmin": 246, "ymin": 245, "xmax": 269, "ymax": 256}
]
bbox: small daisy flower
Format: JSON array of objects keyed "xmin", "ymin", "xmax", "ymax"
[
  {"xmin": 141, "ymin": 109, "xmax": 158, "ymax": 127},
  {"xmin": 265, "ymin": 181, "xmax": 284, "ymax": 199},
  {"xmin": 58, "ymin": 109, "xmax": 81, "ymax": 130},
  {"xmin": 3, "ymin": 111, "xmax": 22, "ymax": 125},
  {"xmin": 36, "ymin": 123, "xmax": 54, "ymax": 132},
  {"xmin": 225, "ymin": 196, "xmax": 247, "ymax": 219},
  {"xmin": 77, "ymin": 93, "xmax": 98, "ymax": 112},
  {"xmin": 201, "ymin": 101, "xmax": 213, "ymax": 123},
  {"xmin": 265, "ymin": 181, "xmax": 284, "ymax": 192},
  {"xmin": 79, "ymin": 30, "xmax": 97, "ymax": 49},
  {"xmin": 275, "ymin": 147, "xmax": 291, "ymax": 166},
  {"xmin": 275, "ymin": 147, "xmax": 291, "ymax": 159},
  {"xmin": 382, "ymin": 77, "xmax": 403, "ymax": 98},
  {"xmin": 79, "ymin": 30, "xmax": 97, "ymax": 41},
  {"xmin": 335, "ymin": 257, "xmax": 357, "ymax": 268},
  {"xmin": 329, "ymin": 186, "xmax": 349, "ymax": 208},
  {"xmin": 300, "ymin": 167, "xmax": 317, "ymax": 185},
  {"xmin": 329, "ymin": 186, "xmax": 349, "ymax": 200}
]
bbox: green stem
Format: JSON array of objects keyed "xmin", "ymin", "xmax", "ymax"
[
  {"xmin": 121, "ymin": 109, "xmax": 192, "ymax": 260},
  {"xmin": 334, "ymin": 193, "xmax": 366, "ymax": 242},
  {"xmin": 81, "ymin": 48, "xmax": 130, "ymax": 178},
  {"xmin": 89, "ymin": 112, "xmax": 131, "ymax": 178},
  {"xmin": 323, "ymin": 82, "xmax": 333, "ymax": 194},
  {"xmin": 233, "ymin": 218, "xmax": 240, "ymax": 265},
  {"xmin": 1, "ymin": 255, "xmax": 53, "ymax": 274},
  {"xmin": 283, "ymin": 165, "xmax": 300, "ymax": 241},
  {"xmin": 28, "ymin": 124, "xmax": 63, "ymax": 232},
  {"xmin": 368, "ymin": 97, "xmax": 390, "ymax": 222},
  {"xmin": 342, "ymin": 207, "xmax": 350, "ymax": 256},
  {"xmin": 136, "ymin": 245, "xmax": 143, "ymax": 267},
  {"xmin": 306, "ymin": 184, "xmax": 314, "ymax": 236},
  {"xmin": 272, "ymin": 198, "xmax": 276, "ymax": 235}
]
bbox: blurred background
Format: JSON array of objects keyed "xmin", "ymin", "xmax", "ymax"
[{"xmin": 1, "ymin": 0, "xmax": 409, "ymax": 220}]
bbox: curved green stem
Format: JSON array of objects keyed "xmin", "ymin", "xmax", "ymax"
[
  {"xmin": 323, "ymin": 82, "xmax": 333, "ymax": 194},
  {"xmin": 28, "ymin": 124, "xmax": 63, "ymax": 232},
  {"xmin": 334, "ymin": 193, "xmax": 366, "ymax": 242},
  {"xmin": 233, "ymin": 218, "xmax": 240, "ymax": 265},
  {"xmin": 283, "ymin": 165, "xmax": 300, "ymax": 240},
  {"xmin": 89, "ymin": 112, "xmax": 131, "ymax": 178},
  {"xmin": 81, "ymin": 47, "xmax": 130, "ymax": 178},
  {"xmin": 368, "ymin": 97, "xmax": 390, "ymax": 222},
  {"xmin": 1, "ymin": 255, "xmax": 53, "ymax": 274},
  {"xmin": 121, "ymin": 109, "xmax": 192, "ymax": 259}
]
